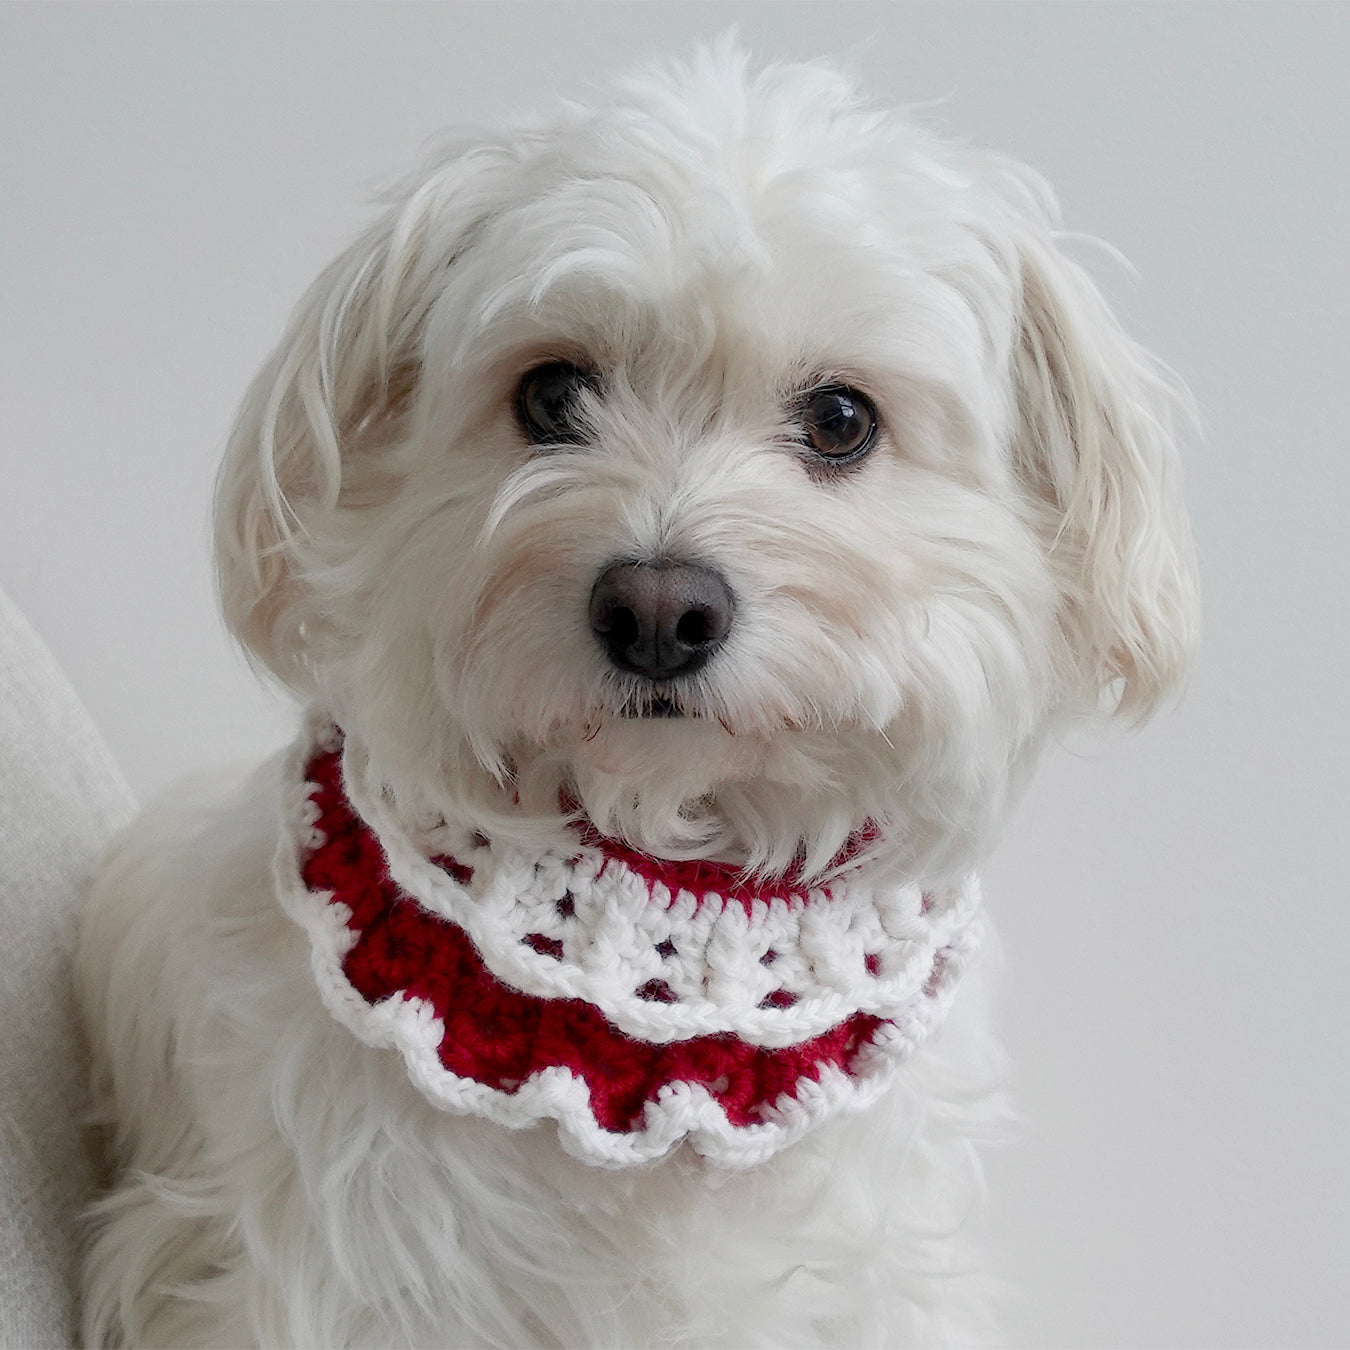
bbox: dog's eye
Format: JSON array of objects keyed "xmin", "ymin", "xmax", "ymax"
[
  {"xmin": 516, "ymin": 362, "xmax": 596, "ymax": 446},
  {"xmin": 797, "ymin": 385, "xmax": 878, "ymax": 464}
]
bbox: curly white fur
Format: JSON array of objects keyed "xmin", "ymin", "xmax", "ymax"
[{"xmin": 78, "ymin": 39, "xmax": 1197, "ymax": 1348}]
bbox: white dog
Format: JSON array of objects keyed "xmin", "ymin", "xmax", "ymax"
[{"xmin": 77, "ymin": 43, "xmax": 1197, "ymax": 1348}]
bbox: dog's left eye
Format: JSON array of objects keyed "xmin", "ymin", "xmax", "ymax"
[
  {"xmin": 797, "ymin": 385, "xmax": 878, "ymax": 464},
  {"xmin": 516, "ymin": 362, "xmax": 596, "ymax": 447}
]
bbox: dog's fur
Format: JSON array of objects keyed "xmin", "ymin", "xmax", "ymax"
[{"xmin": 77, "ymin": 44, "xmax": 1197, "ymax": 1348}]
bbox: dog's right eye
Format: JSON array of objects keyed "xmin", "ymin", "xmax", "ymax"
[
  {"xmin": 516, "ymin": 362, "xmax": 596, "ymax": 447},
  {"xmin": 796, "ymin": 385, "xmax": 878, "ymax": 465}
]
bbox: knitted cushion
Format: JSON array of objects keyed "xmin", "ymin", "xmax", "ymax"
[{"xmin": 0, "ymin": 587, "xmax": 135, "ymax": 1348}]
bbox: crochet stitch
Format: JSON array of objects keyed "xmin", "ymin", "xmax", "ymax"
[{"xmin": 276, "ymin": 715, "xmax": 983, "ymax": 1168}]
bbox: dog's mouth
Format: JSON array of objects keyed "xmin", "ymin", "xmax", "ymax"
[
  {"xmin": 622, "ymin": 691, "xmax": 689, "ymax": 719},
  {"xmin": 603, "ymin": 678, "xmax": 708, "ymax": 721}
]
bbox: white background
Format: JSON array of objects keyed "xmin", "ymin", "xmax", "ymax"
[{"xmin": 3, "ymin": 5, "xmax": 1347, "ymax": 1345}]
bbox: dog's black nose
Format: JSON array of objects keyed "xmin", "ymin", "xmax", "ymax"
[{"xmin": 589, "ymin": 560, "xmax": 734, "ymax": 681}]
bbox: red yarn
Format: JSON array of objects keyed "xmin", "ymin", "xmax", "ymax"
[
  {"xmin": 300, "ymin": 746, "xmax": 886, "ymax": 1136},
  {"xmin": 574, "ymin": 815, "xmax": 878, "ymax": 909}
]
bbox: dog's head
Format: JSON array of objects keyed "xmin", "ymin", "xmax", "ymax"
[{"xmin": 216, "ymin": 46, "xmax": 1197, "ymax": 879}]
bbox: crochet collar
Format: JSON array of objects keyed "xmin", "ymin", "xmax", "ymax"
[{"xmin": 277, "ymin": 714, "xmax": 981, "ymax": 1169}]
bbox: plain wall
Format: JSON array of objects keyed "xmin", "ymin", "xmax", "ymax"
[{"xmin": 3, "ymin": 5, "xmax": 1347, "ymax": 1345}]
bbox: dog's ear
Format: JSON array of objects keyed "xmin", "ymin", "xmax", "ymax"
[
  {"xmin": 1008, "ymin": 222, "xmax": 1200, "ymax": 719},
  {"xmin": 214, "ymin": 156, "xmax": 489, "ymax": 689}
]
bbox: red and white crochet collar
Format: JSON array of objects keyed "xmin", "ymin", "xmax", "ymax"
[{"xmin": 277, "ymin": 715, "xmax": 981, "ymax": 1170}]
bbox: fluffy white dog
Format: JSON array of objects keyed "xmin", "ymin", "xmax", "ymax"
[{"xmin": 77, "ymin": 44, "xmax": 1197, "ymax": 1349}]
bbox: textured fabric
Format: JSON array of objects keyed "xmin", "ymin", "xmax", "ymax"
[
  {"xmin": 0, "ymin": 586, "xmax": 135, "ymax": 1348},
  {"xmin": 281, "ymin": 715, "xmax": 982, "ymax": 1168}
]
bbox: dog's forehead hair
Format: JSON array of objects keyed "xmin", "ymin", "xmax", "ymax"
[
  {"xmin": 414, "ymin": 77, "xmax": 1005, "ymax": 415},
  {"xmin": 435, "ymin": 181, "xmax": 899, "ymax": 361}
]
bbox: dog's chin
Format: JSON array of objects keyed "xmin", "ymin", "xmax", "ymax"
[{"xmin": 566, "ymin": 704, "xmax": 743, "ymax": 776}]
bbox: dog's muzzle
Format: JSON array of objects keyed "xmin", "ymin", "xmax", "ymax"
[{"xmin": 588, "ymin": 559, "xmax": 734, "ymax": 683}]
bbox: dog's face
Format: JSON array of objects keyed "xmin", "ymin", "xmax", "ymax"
[{"xmin": 217, "ymin": 49, "xmax": 1196, "ymax": 879}]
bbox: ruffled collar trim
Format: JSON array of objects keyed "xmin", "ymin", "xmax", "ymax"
[{"xmin": 276, "ymin": 713, "xmax": 982, "ymax": 1169}]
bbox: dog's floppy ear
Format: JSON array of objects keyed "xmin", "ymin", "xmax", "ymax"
[
  {"xmin": 214, "ymin": 153, "xmax": 493, "ymax": 689},
  {"xmin": 213, "ymin": 211, "xmax": 424, "ymax": 689},
  {"xmin": 1008, "ymin": 219, "xmax": 1200, "ymax": 719}
]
